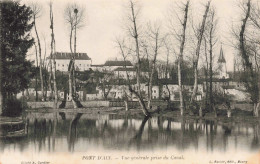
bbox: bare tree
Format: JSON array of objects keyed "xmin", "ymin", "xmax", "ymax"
[
  {"xmin": 190, "ymin": 1, "xmax": 211, "ymax": 104},
  {"xmin": 98, "ymin": 70, "xmax": 114, "ymax": 100},
  {"xmin": 50, "ymin": 1, "xmax": 58, "ymax": 109},
  {"xmin": 163, "ymin": 38, "xmax": 171, "ymax": 104},
  {"xmin": 239, "ymin": 0, "xmax": 260, "ymax": 116},
  {"xmin": 168, "ymin": 0, "xmax": 190, "ymax": 116},
  {"xmin": 145, "ymin": 22, "xmax": 164, "ymax": 109},
  {"xmin": 64, "ymin": 3, "xmax": 85, "ymax": 108},
  {"xmin": 30, "ymin": 2, "xmax": 45, "ymax": 101},
  {"xmin": 33, "ymin": 42, "xmax": 39, "ymax": 101},
  {"xmin": 0, "ymin": 4, "xmax": 2, "ymax": 115},
  {"xmin": 207, "ymin": 8, "xmax": 218, "ymax": 117},
  {"xmin": 115, "ymin": 37, "xmax": 134, "ymax": 111},
  {"xmin": 120, "ymin": 0, "xmax": 150, "ymax": 116}
]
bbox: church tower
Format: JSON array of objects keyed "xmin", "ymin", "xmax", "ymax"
[{"xmin": 217, "ymin": 45, "xmax": 229, "ymax": 79}]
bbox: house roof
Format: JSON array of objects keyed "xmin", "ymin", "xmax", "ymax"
[
  {"xmin": 218, "ymin": 46, "xmax": 226, "ymax": 63},
  {"xmin": 53, "ymin": 52, "xmax": 91, "ymax": 60},
  {"xmin": 91, "ymin": 64, "xmax": 104, "ymax": 67},
  {"xmin": 114, "ymin": 67, "xmax": 136, "ymax": 72},
  {"xmin": 104, "ymin": 60, "xmax": 133, "ymax": 66}
]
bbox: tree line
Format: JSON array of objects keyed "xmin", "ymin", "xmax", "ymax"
[{"xmin": 0, "ymin": 0, "xmax": 259, "ymax": 118}]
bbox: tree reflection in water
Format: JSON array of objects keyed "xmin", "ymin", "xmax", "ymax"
[
  {"xmin": 2, "ymin": 112, "xmax": 260, "ymax": 153},
  {"xmin": 251, "ymin": 124, "xmax": 259, "ymax": 150},
  {"xmin": 68, "ymin": 113, "xmax": 83, "ymax": 152},
  {"xmin": 129, "ymin": 116, "xmax": 150, "ymax": 151}
]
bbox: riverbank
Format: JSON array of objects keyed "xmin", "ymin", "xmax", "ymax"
[
  {"xmin": 0, "ymin": 116, "xmax": 23, "ymax": 124},
  {"xmin": 22, "ymin": 105, "xmax": 260, "ymax": 124},
  {"xmin": 1, "ymin": 100, "xmax": 257, "ymax": 124}
]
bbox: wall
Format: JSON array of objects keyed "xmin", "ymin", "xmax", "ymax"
[{"xmin": 27, "ymin": 101, "xmax": 110, "ymax": 109}]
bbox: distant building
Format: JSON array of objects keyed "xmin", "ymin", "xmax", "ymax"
[
  {"xmin": 103, "ymin": 60, "xmax": 133, "ymax": 71},
  {"xmin": 49, "ymin": 52, "xmax": 92, "ymax": 72},
  {"xmin": 114, "ymin": 67, "xmax": 136, "ymax": 79},
  {"xmin": 91, "ymin": 64, "xmax": 104, "ymax": 72},
  {"xmin": 145, "ymin": 85, "xmax": 160, "ymax": 99},
  {"xmin": 215, "ymin": 46, "xmax": 229, "ymax": 79},
  {"xmin": 161, "ymin": 84, "xmax": 204, "ymax": 101}
]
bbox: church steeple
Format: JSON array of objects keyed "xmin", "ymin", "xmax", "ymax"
[
  {"xmin": 217, "ymin": 44, "xmax": 229, "ymax": 79},
  {"xmin": 218, "ymin": 45, "xmax": 226, "ymax": 63}
]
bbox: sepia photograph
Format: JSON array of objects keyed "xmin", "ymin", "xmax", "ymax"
[{"xmin": 0, "ymin": 0, "xmax": 260, "ymax": 163}]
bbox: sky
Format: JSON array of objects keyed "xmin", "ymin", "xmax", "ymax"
[{"xmin": 21, "ymin": 0, "xmax": 241, "ymax": 71}]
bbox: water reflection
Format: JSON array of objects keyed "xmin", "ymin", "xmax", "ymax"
[
  {"xmin": 68, "ymin": 113, "xmax": 83, "ymax": 152},
  {"xmin": 1, "ymin": 112, "xmax": 260, "ymax": 154}
]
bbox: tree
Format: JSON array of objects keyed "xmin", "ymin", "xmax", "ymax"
[
  {"xmin": 238, "ymin": 0, "xmax": 260, "ymax": 116},
  {"xmin": 207, "ymin": 8, "xmax": 218, "ymax": 116},
  {"xmin": 64, "ymin": 3, "xmax": 85, "ymax": 108},
  {"xmin": 163, "ymin": 38, "xmax": 172, "ymax": 104},
  {"xmin": 145, "ymin": 22, "xmax": 164, "ymax": 109},
  {"xmin": 190, "ymin": 1, "xmax": 211, "ymax": 104},
  {"xmin": 97, "ymin": 71, "xmax": 115, "ymax": 100},
  {"xmin": 50, "ymin": 1, "xmax": 58, "ymax": 108},
  {"xmin": 0, "ymin": 1, "xmax": 34, "ymax": 114},
  {"xmin": 168, "ymin": 0, "xmax": 190, "ymax": 116},
  {"xmin": 117, "ymin": 0, "xmax": 150, "ymax": 116},
  {"xmin": 30, "ymin": 2, "xmax": 45, "ymax": 101},
  {"xmin": 33, "ymin": 42, "xmax": 39, "ymax": 101}
]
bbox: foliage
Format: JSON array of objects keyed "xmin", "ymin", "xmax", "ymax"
[
  {"xmin": 171, "ymin": 60, "xmax": 194, "ymax": 85},
  {"xmin": 54, "ymin": 71, "xmax": 69, "ymax": 93},
  {"xmin": 1, "ymin": 1, "xmax": 34, "ymax": 96},
  {"xmin": 2, "ymin": 98, "xmax": 28, "ymax": 117}
]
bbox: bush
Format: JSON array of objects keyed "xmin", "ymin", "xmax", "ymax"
[{"xmin": 2, "ymin": 98, "xmax": 28, "ymax": 117}]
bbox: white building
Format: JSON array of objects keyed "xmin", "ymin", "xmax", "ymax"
[
  {"xmin": 145, "ymin": 85, "xmax": 160, "ymax": 99},
  {"xmin": 90, "ymin": 64, "xmax": 104, "ymax": 72},
  {"xmin": 161, "ymin": 84, "xmax": 204, "ymax": 101},
  {"xmin": 49, "ymin": 52, "xmax": 92, "ymax": 72},
  {"xmin": 114, "ymin": 67, "xmax": 136, "ymax": 79}
]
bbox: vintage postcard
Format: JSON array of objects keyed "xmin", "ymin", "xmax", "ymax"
[{"xmin": 0, "ymin": 0, "xmax": 260, "ymax": 163}]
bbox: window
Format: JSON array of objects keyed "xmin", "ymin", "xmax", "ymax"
[
  {"xmin": 154, "ymin": 90, "xmax": 156, "ymax": 93},
  {"xmin": 62, "ymin": 64, "xmax": 64, "ymax": 67}
]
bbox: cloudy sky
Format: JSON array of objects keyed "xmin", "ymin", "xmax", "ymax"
[{"xmin": 21, "ymin": 0, "xmax": 241, "ymax": 71}]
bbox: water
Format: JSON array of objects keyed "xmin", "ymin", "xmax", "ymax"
[{"xmin": 0, "ymin": 111, "xmax": 259, "ymax": 154}]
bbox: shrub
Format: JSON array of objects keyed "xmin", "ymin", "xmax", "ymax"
[{"xmin": 2, "ymin": 98, "xmax": 28, "ymax": 117}]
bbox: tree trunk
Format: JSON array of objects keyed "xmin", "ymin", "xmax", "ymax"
[
  {"xmin": 148, "ymin": 63, "xmax": 155, "ymax": 109},
  {"xmin": 68, "ymin": 21, "xmax": 78, "ymax": 108},
  {"xmin": 34, "ymin": 16, "xmax": 45, "ymax": 101},
  {"xmin": 165, "ymin": 43, "xmax": 171, "ymax": 105},
  {"xmin": 209, "ymin": 23, "xmax": 214, "ymax": 112},
  {"xmin": 0, "ymin": 6, "xmax": 2, "ymax": 115},
  {"xmin": 73, "ymin": 15, "xmax": 77, "ymax": 96},
  {"xmin": 191, "ymin": 1, "xmax": 210, "ymax": 103},
  {"xmin": 253, "ymin": 103, "xmax": 259, "ymax": 117},
  {"xmin": 34, "ymin": 43, "xmax": 39, "ymax": 101},
  {"xmin": 50, "ymin": 3, "xmax": 58, "ymax": 108},
  {"xmin": 53, "ymin": 60, "xmax": 58, "ymax": 108},
  {"xmin": 239, "ymin": 0, "xmax": 259, "ymax": 117},
  {"xmin": 148, "ymin": 31, "xmax": 159, "ymax": 110},
  {"xmin": 0, "ymin": 91, "xmax": 3, "ymax": 116},
  {"xmin": 178, "ymin": 0, "xmax": 190, "ymax": 116},
  {"xmin": 124, "ymin": 100, "xmax": 129, "ymax": 111},
  {"xmin": 48, "ymin": 65, "xmax": 53, "ymax": 100},
  {"xmin": 130, "ymin": 1, "xmax": 141, "ymax": 96},
  {"xmin": 129, "ymin": 1, "xmax": 149, "ymax": 116},
  {"xmin": 69, "ymin": 61, "xmax": 78, "ymax": 108}
]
